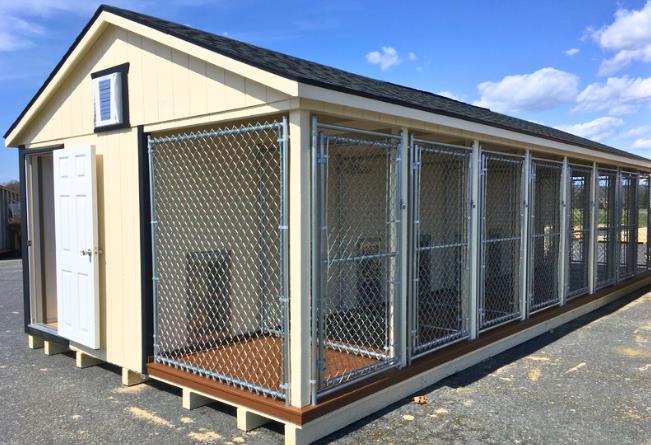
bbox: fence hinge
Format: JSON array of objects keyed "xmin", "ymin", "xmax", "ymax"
[{"xmin": 317, "ymin": 154, "xmax": 329, "ymax": 164}]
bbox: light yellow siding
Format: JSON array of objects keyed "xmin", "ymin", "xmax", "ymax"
[
  {"xmin": 19, "ymin": 25, "xmax": 289, "ymax": 145},
  {"xmin": 18, "ymin": 23, "xmax": 289, "ymax": 373}
]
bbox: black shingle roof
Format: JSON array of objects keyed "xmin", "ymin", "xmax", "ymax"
[{"xmin": 4, "ymin": 5, "xmax": 648, "ymax": 163}]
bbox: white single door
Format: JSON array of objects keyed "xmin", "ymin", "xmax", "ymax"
[{"xmin": 53, "ymin": 145, "xmax": 100, "ymax": 349}]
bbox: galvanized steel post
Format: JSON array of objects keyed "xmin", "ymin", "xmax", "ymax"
[
  {"xmin": 559, "ymin": 156, "xmax": 569, "ymax": 305},
  {"xmin": 469, "ymin": 141, "xmax": 481, "ymax": 340}
]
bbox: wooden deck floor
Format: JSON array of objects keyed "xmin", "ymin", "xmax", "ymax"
[{"xmin": 177, "ymin": 336, "xmax": 378, "ymax": 392}]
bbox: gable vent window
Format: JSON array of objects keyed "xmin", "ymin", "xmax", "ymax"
[{"xmin": 91, "ymin": 63, "xmax": 129, "ymax": 132}]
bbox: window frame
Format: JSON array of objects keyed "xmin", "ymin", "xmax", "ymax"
[{"xmin": 91, "ymin": 63, "xmax": 130, "ymax": 133}]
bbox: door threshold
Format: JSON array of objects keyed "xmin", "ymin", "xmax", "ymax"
[{"xmin": 28, "ymin": 323, "xmax": 59, "ymax": 336}]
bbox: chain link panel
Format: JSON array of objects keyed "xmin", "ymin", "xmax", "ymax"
[
  {"xmin": 149, "ymin": 120, "xmax": 288, "ymax": 400},
  {"xmin": 619, "ymin": 172, "xmax": 638, "ymax": 280},
  {"xmin": 528, "ymin": 160, "xmax": 562, "ymax": 312},
  {"xmin": 480, "ymin": 153, "xmax": 524, "ymax": 330},
  {"xmin": 315, "ymin": 130, "xmax": 401, "ymax": 394},
  {"xmin": 567, "ymin": 165, "xmax": 592, "ymax": 300},
  {"xmin": 596, "ymin": 169, "xmax": 617, "ymax": 289},
  {"xmin": 411, "ymin": 141, "xmax": 470, "ymax": 356},
  {"xmin": 638, "ymin": 174, "xmax": 650, "ymax": 272}
]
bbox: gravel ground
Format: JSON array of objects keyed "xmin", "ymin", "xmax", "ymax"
[{"xmin": 0, "ymin": 258, "xmax": 649, "ymax": 444}]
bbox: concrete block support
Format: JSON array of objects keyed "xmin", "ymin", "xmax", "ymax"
[
  {"xmin": 284, "ymin": 423, "xmax": 308, "ymax": 445},
  {"xmin": 76, "ymin": 350, "xmax": 102, "ymax": 368},
  {"xmin": 182, "ymin": 388, "xmax": 212, "ymax": 410},
  {"xmin": 28, "ymin": 335, "xmax": 44, "ymax": 349},
  {"xmin": 236, "ymin": 407, "xmax": 270, "ymax": 432},
  {"xmin": 44, "ymin": 340, "xmax": 67, "ymax": 356},
  {"xmin": 122, "ymin": 368, "xmax": 148, "ymax": 386}
]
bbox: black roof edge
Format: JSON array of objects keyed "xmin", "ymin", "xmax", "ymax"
[
  {"xmin": 3, "ymin": 6, "xmax": 108, "ymax": 140},
  {"xmin": 4, "ymin": 4, "xmax": 648, "ymax": 165}
]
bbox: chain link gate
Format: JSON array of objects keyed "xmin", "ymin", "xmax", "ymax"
[
  {"xmin": 528, "ymin": 159, "xmax": 562, "ymax": 313},
  {"xmin": 596, "ymin": 168, "xmax": 617, "ymax": 289},
  {"xmin": 148, "ymin": 119, "xmax": 289, "ymax": 400},
  {"xmin": 567, "ymin": 164, "xmax": 592, "ymax": 300},
  {"xmin": 638, "ymin": 174, "xmax": 650, "ymax": 273},
  {"xmin": 619, "ymin": 171, "xmax": 638, "ymax": 280},
  {"xmin": 313, "ymin": 121, "xmax": 402, "ymax": 397},
  {"xmin": 410, "ymin": 139, "xmax": 471, "ymax": 357},
  {"xmin": 479, "ymin": 152, "xmax": 524, "ymax": 330}
]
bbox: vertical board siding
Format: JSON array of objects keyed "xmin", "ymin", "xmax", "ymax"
[
  {"xmin": 15, "ymin": 23, "xmax": 288, "ymax": 372},
  {"xmin": 53, "ymin": 131, "xmax": 142, "ymax": 372}
]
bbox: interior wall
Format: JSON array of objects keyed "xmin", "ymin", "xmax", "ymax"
[{"xmin": 39, "ymin": 155, "xmax": 58, "ymax": 324}]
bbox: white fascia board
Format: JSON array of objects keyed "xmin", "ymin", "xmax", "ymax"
[{"xmin": 297, "ymin": 83, "xmax": 651, "ymax": 171}]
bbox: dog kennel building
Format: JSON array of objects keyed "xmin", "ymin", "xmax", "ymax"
[{"xmin": 5, "ymin": 6, "xmax": 651, "ymax": 444}]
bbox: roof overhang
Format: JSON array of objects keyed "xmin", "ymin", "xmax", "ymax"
[{"xmin": 298, "ymin": 82, "xmax": 651, "ymax": 170}]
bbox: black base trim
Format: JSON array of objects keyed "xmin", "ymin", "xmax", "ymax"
[{"xmin": 26, "ymin": 325, "xmax": 69, "ymax": 346}]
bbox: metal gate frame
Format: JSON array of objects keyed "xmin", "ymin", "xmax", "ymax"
[
  {"xmin": 638, "ymin": 173, "xmax": 650, "ymax": 272},
  {"xmin": 478, "ymin": 150, "xmax": 526, "ymax": 331},
  {"xmin": 618, "ymin": 170, "xmax": 638, "ymax": 281},
  {"xmin": 595, "ymin": 167, "xmax": 618, "ymax": 290},
  {"xmin": 148, "ymin": 119, "xmax": 290, "ymax": 401},
  {"xmin": 567, "ymin": 163, "xmax": 592, "ymax": 300},
  {"xmin": 409, "ymin": 137, "xmax": 472, "ymax": 358},
  {"xmin": 527, "ymin": 158, "xmax": 563, "ymax": 314},
  {"xmin": 312, "ymin": 119, "xmax": 403, "ymax": 399}
]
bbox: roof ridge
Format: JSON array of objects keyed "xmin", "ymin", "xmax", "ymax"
[{"xmin": 99, "ymin": 5, "xmax": 493, "ymax": 112}]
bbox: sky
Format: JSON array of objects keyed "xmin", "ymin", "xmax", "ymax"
[{"xmin": 1, "ymin": 0, "xmax": 651, "ymax": 182}]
